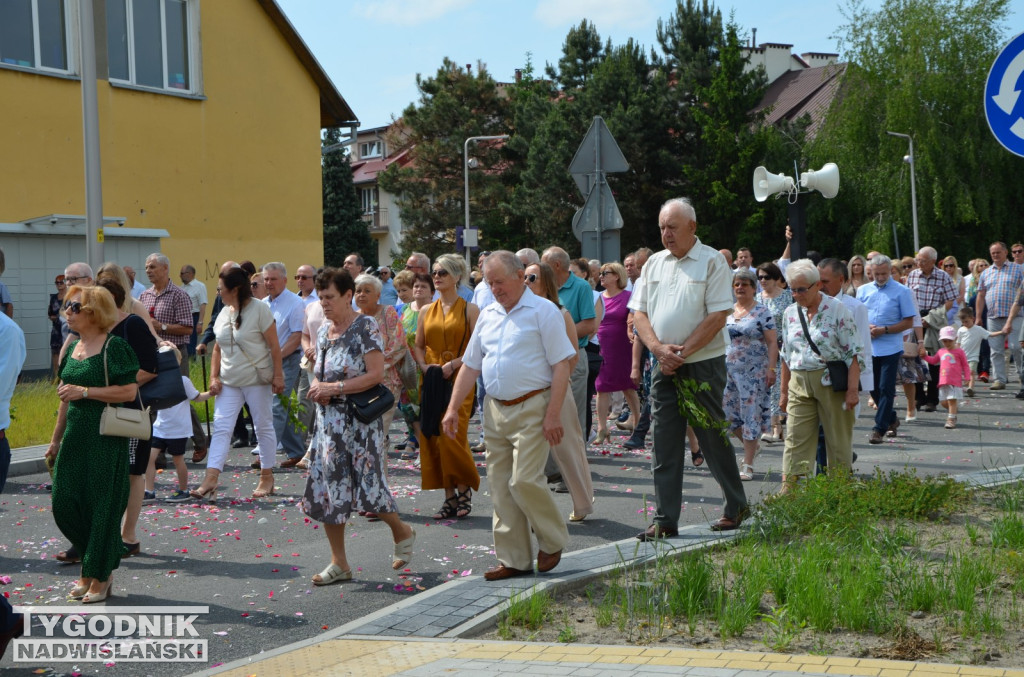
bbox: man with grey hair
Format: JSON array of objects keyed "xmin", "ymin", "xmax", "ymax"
[
  {"xmin": 442, "ymin": 250, "xmax": 575, "ymax": 580},
  {"xmin": 260, "ymin": 262, "xmax": 306, "ymax": 466},
  {"xmin": 907, "ymin": 246, "xmax": 956, "ymax": 411},
  {"xmin": 631, "ymin": 198, "xmax": 747, "ymax": 536},
  {"xmin": 141, "ymin": 252, "xmax": 206, "ymax": 460},
  {"xmin": 516, "ymin": 248, "xmax": 540, "ymax": 268},
  {"xmin": 857, "ymin": 254, "xmax": 917, "ymax": 444},
  {"xmin": 541, "ymin": 246, "xmax": 595, "ymax": 491}
]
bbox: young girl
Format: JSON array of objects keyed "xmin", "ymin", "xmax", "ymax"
[
  {"xmin": 922, "ymin": 326, "xmax": 970, "ymax": 429},
  {"xmin": 145, "ymin": 346, "xmax": 212, "ymax": 502}
]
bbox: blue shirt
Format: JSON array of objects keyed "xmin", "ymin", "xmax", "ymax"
[
  {"xmin": 457, "ymin": 283, "xmax": 474, "ymax": 303},
  {"xmin": 380, "ymin": 279, "xmax": 399, "ymax": 307},
  {"xmin": 0, "ymin": 313, "xmax": 26, "ymax": 430},
  {"xmin": 264, "ymin": 289, "xmax": 306, "ymax": 354},
  {"xmin": 557, "ymin": 272, "xmax": 596, "ymax": 348},
  {"xmin": 857, "ymin": 279, "xmax": 917, "ymax": 357}
]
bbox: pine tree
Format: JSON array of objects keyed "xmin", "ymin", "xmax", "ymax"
[{"xmin": 321, "ymin": 128, "xmax": 373, "ymax": 268}]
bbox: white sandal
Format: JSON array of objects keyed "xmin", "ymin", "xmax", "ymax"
[
  {"xmin": 392, "ymin": 528, "xmax": 416, "ymax": 570},
  {"xmin": 739, "ymin": 463, "xmax": 754, "ymax": 481},
  {"xmin": 312, "ymin": 563, "xmax": 352, "ymax": 586}
]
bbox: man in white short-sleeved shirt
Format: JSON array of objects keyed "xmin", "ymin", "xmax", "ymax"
[
  {"xmin": 262, "ymin": 262, "xmax": 307, "ymax": 465},
  {"xmin": 443, "ymin": 251, "xmax": 575, "ymax": 582},
  {"xmin": 630, "ymin": 198, "xmax": 749, "ymax": 539}
]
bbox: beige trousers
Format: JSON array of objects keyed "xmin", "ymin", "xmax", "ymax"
[
  {"xmin": 783, "ymin": 368, "xmax": 854, "ymax": 476},
  {"xmin": 484, "ymin": 392, "xmax": 569, "ymax": 570},
  {"xmin": 549, "ymin": 390, "xmax": 595, "ymax": 517}
]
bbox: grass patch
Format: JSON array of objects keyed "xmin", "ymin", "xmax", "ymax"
[{"xmin": 493, "ymin": 469, "xmax": 1024, "ymax": 667}]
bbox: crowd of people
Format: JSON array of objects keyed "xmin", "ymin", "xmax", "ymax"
[{"xmin": 1, "ymin": 206, "xmax": 1023, "ymax": 651}]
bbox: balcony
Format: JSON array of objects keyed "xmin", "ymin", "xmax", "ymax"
[{"xmin": 362, "ymin": 208, "xmax": 389, "ymax": 234}]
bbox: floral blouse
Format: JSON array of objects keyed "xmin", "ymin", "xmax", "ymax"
[
  {"xmin": 780, "ymin": 294, "xmax": 865, "ymax": 387},
  {"xmin": 369, "ymin": 304, "xmax": 406, "ymax": 398}
]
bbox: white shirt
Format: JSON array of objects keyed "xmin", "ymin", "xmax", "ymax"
[
  {"xmin": 131, "ymin": 279, "xmax": 146, "ymax": 300},
  {"xmin": 462, "ymin": 287, "xmax": 577, "ymax": 400},
  {"xmin": 153, "ymin": 377, "xmax": 201, "ymax": 439},
  {"xmin": 838, "ymin": 291, "xmax": 874, "ymax": 391},
  {"xmin": 629, "ymin": 239, "xmax": 734, "ymax": 363},
  {"xmin": 264, "ymin": 289, "xmax": 305, "ymax": 353},
  {"xmin": 957, "ymin": 324, "xmax": 991, "ymax": 362},
  {"xmin": 300, "ymin": 289, "xmax": 319, "ymax": 307},
  {"xmin": 181, "ymin": 279, "xmax": 208, "ymax": 313},
  {"xmin": 471, "ymin": 279, "xmax": 495, "ymax": 309}
]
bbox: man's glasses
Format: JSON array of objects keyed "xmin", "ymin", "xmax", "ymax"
[
  {"xmin": 294, "ymin": 275, "xmax": 312, "ymax": 280},
  {"xmin": 790, "ymin": 286, "xmax": 812, "ymax": 294},
  {"xmin": 432, "ymin": 269, "xmax": 450, "ymax": 277},
  {"xmin": 63, "ymin": 300, "xmax": 83, "ymax": 314},
  {"xmin": 525, "ymin": 274, "xmax": 538, "ymax": 283},
  {"xmin": 64, "ymin": 275, "xmax": 87, "ymax": 284}
]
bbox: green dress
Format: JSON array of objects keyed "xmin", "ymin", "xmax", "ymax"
[{"xmin": 54, "ymin": 336, "xmax": 138, "ymax": 582}]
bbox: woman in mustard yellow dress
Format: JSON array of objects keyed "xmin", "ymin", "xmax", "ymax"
[{"xmin": 413, "ymin": 254, "xmax": 480, "ymax": 520}]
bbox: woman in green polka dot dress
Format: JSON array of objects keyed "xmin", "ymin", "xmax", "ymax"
[{"xmin": 45, "ymin": 285, "xmax": 139, "ymax": 604}]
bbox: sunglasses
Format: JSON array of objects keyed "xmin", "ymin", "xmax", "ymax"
[
  {"xmin": 599, "ymin": 271, "xmax": 615, "ymax": 277},
  {"xmin": 250, "ymin": 282, "xmax": 260, "ymax": 288},
  {"xmin": 294, "ymin": 275, "xmax": 312, "ymax": 280},
  {"xmin": 431, "ymin": 269, "xmax": 450, "ymax": 277},
  {"xmin": 757, "ymin": 275, "xmax": 771, "ymax": 281},
  {"xmin": 55, "ymin": 280, "xmax": 66, "ymax": 285},
  {"xmin": 63, "ymin": 300, "xmax": 83, "ymax": 314},
  {"xmin": 525, "ymin": 273, "xmax": 538, "ymax": 283},
  {"xmin": 1014, "ymin": 249, "xmax": 1024, "ymax": 254},
  {"xmin": 943, "ymin": 263, "xmax": 955, "ymax": 268},
  {"xmin": 790, "ymin": 286, "xmax": 813, "ymax": 294}
]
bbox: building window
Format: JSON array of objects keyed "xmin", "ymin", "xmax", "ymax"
[
  {"xmin": 361, "ymin": 187, "xmax": 379, "ymax": 214},
  {"xmin": 360, "ymin": 140, "xmax": 383, "ymax": 159},
  {"xmin": 107, "ymin": 0, "xmax": 198, "ymax": 92},
  {"xmin": 0, "ymin": 0, "xmax": 72, "ymax": 73}
]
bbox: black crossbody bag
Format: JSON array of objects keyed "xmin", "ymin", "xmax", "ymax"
[{"xmin": 797, "ymin": 306, "xmax": 849, "ymax": 392}]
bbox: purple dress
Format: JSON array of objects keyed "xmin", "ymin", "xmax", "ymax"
[{"xmin": 596, "ymin": 290, "xmax": 636, "ymax": 392}]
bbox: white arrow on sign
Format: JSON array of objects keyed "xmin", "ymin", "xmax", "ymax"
[{"xmin": 992, "ymin": 48, "xmax": 1024, "ymax": 115}]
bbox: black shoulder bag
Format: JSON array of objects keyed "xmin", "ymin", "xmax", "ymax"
[
  {"xmin": 321, "ymin": 320, "xmax": 395, "ymax": 425},
  {"xmin": 797, "ymin": 305, "xmax": 849, "ymax": 392}
]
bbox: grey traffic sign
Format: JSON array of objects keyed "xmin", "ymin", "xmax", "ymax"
[
  {"xmin": 985, "ymin": 31, "xmax": 1024, "ymax": 157},
  {"xmin": 572, "ymin": 181, "xmax": 624, "ymax": 238},
  {"xmin": 580, "ymin": 229, "xmax": 620, "ymax": 263},
  {"xmin": 569, "ymin": 116, "xmax": 629, "ymax": 179}
]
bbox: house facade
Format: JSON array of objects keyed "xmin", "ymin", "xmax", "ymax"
[
  {"xmin": 350, "ymin": 124, "xmax": 412, "ymax": 267},
  {"xmin": 0, "ymin": 0, "xmax": 356, "ymax": 371}
]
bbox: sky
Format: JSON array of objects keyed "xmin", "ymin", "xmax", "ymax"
[{"xmin": 276, "ymin": 0, "xmax": 1024, "ymax": 128}]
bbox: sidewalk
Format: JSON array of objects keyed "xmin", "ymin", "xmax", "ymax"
[{"xmin": 190, "ymin": 464, "xmax": 1024, "ymax": 677}]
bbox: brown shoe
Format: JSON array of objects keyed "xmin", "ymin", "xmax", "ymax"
[
  {"xmin": 280, "ymin": 457, "xmax": 303, "ymax": 469},
  {"xmin": 537, "ymin": 549, "xmax": 562, "ymax": 573},
  {"xmin": 191, "ymin": 447, "xmax": 208, "ymax": 463},
  {"xmin": 636, "ymin": 524, "xmax": 678, "ymax": 541},
  {"xmin": 484, "ymin": 565, "xmax": 530, "ymax": 581},
  {"xmin": 710, "ymin": 507, "xmax": 750, "ymax": 532},
  {"xmin": 868, "ymin": 430, "xmax": 884, "ymax": 444}
]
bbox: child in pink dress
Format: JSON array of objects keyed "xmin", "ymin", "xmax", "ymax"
[{"xmin": 922, "ymin": 326, "xmax": 970, "ymax": 429}]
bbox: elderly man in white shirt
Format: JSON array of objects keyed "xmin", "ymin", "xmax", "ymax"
[
  {"xmin": 262, "ymin": 262, "xmax": 307, "ymax": 466},
  {"xmin": 443, "ymin": 251, "xmax": 575, "ymax": 582}
]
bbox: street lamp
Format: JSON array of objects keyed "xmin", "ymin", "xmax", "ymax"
[
  {"xmin": 463, "ymin": 135, "xmax": 509, "ymax": 269},
  {"xmin": 886, "ymin": 131, "xmax": 919, "ymax": 254}
]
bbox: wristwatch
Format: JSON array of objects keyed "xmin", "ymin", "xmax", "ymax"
[
  {"xmin": 82, "ymin": 387, "xmax": 89, "ymax": 399},
  {"xmin": 161, "ymin": 323, "xmax": 168, "ymax": 332}
]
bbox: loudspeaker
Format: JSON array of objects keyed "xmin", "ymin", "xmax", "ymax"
[
  {"xmin": 753, "ymin": 166, "xmax": 794, "ymax": 202},
  {"xmin": 799, "ymin": 163, "xmax": 840, "ymax": 199}
]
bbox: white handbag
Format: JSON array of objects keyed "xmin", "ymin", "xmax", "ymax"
[{"xmin": 97, "ymin": 337, "xmax": 152, "ymax": 440}]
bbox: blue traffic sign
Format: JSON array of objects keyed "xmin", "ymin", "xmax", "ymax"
[{"xmin": 986, "ymin": 32, "xmax": 1024, "ymax": 157}]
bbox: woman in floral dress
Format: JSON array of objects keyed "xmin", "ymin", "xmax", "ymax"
[
  {"xmin": 301, "ymin": 269, "xmax": 416, "ymax": 586},
  {"xmin": 756, "ymin": 262, "xmax": 792, "ymax": 443},
  {"xmin": 724, "ymin": 270, "xmax": 777, "ymax": 481}
]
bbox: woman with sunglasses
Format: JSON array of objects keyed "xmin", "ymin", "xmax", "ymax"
[
  {"xmin": 250, "ymin": 273, "xmax": 267, "ymax": 300},
  {"xmin": 525, "ymin": 262, "xmax": 595, "ymax": 522},
  {"xmin": 413, "ymin": 254, "xmax": 480, "ymax": 520},
  {"xmin": 756, "ymin": 262, "xmax": 793, "ymax": 444},
  {"xmin": 49, "ymin": 275, "xmax": 67, "ymax": 380},
  {"xmin": 593, "ymin": 262, "xmax": 640, "ymax": 444},
  {"xmin": 45, "ymin": 285, "xmax": 140, "ymax": 603},
  {"xmin": 941, "ymin": 256, "xmax": 965, "ymax": 326}
]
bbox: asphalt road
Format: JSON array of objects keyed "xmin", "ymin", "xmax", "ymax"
[{"xmin": 2, "ymin": 384, "xmax": 1023, "ymax": 677}]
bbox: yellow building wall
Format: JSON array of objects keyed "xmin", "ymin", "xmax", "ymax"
[{"xmin": 0, "ymin": 0, "xmax": 325, "ymax": 298}]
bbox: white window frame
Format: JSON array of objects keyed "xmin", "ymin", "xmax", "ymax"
[
  {"xmin": 108, "ymin": 0, "xmax": 202, "ymax": 95},
  {"xmin": 0, "ymin": 0, "xmax": 78, "ymax": 76},
  {"xmin": 360, "ymin": 140, "xmax": 383, "ymax": 159},
  {"xmin": 361, "ymin": 187, "xmax": 379, "ymax": 214}
]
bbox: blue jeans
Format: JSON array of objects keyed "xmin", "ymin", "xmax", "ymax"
[
  {"xmin": 273, "ymin": 352, "xmax": 304, "ymax": 458},
  {"xmin": 871, "ymin": 353, "xmax": 901, "ymax": 434}
]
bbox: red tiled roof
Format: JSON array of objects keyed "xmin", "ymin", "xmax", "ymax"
[
  {"xmin": 351, "ymin": 147, "xmax": 413, "ymax": 184},
  {"xmin": 755, "ymin": 63, "xmax": 845, "ymax": 138}
]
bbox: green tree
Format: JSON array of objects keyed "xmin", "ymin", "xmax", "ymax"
[
  {"xmin": 545, "ymin": 19, "xmax": 606, "ymax": 90},
  {"xmin": 811, "ymin": 0, "xmax": 1021, "ymax": 259},
  {"xmin": 321, "ymin": 128, "xmax": 372, "ymax": 267},
  {"xmin": 378, "ymin": 58, "xmax": 511, "ymax": 261}
]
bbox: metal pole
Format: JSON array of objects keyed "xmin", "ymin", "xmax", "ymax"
[
  {"xmin": 79, "ymin": 0, "xmax": 104, "ymax": 267},
  {"xmin": 886, "ymin": 131, "xmax": 919, "ymax": 254},
  {"xmin": 594, "ymin": 117, "xmax": 603, "ymax": 263},
  {"xmin": 463, "ymin": 135, "xmax": 510, "ymax": 270}
]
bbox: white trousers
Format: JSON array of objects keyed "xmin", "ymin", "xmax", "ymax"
[{"xmin": 208, "ymin": 384, "xmax": 277, "ymax": 471}]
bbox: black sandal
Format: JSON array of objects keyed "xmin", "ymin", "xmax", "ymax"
[
  {"xmin": 432, "ymin": 495, "xmax": 458, "ymax": 520},
  {"xmin": 455, "ymin": 488, "xmax": 472, "ymax": 519},
  {"xmin": 691, "ymin": 448, "xmax": 705, "ymax": 467}
]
